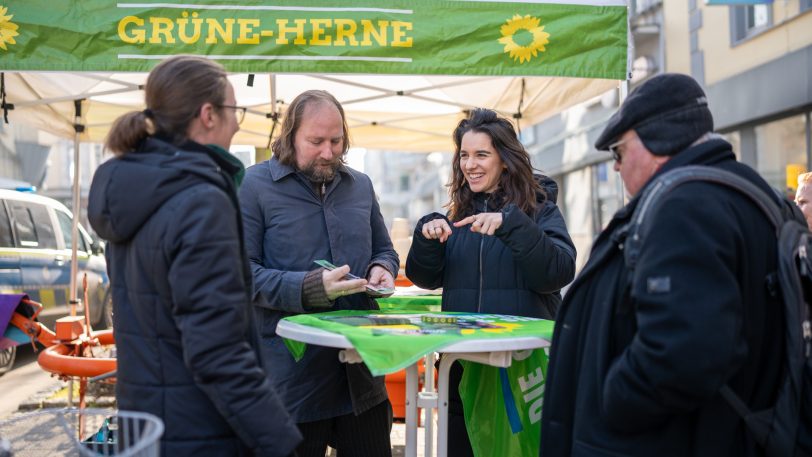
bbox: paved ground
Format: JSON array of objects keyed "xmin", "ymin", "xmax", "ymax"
[
  {"xmin": 0, "ymin": 349, "xmax": 436, "ymax": 457},
  {"xmin": 0, "ymin": 346, "xmax": 64, "ymax": 420},
  {"xmin": 391, "ymin": 419, "xmax": 431, "ymax": 457}
]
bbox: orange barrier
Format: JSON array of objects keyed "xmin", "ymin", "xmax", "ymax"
[
  {"xmin": 394, "ymin": 273, "xmax": 413, "ymax": 288},
  {"xmin": 37, "ymin": 329, "xmax": 116, "ymax": 379},
  {"xmin": 385, "ymin": 359, "xmax": 425, "ymax": 421},
  {"xmin": 7, "ymin": 297, "xmax": 118, "ymax": 380}
]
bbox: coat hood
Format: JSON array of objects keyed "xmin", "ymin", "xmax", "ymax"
[
  {"xmin": 88, "ymin": 137, "xmax": 229, "ymax": 243},
  {"xmin": 536, "ymin": 173, "xmax": 559, "ymax": 204}
]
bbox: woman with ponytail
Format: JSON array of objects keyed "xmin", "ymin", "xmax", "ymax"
[
  {"xmin": 406, "ymin": 108, "xmax": 576, "ymax": 456},
  {"xmin": 88, "ymin": 55, "xmax": 300, "ymax": 456}
]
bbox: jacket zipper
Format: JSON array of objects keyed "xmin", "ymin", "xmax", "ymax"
[{"xmin": 477, "ymin": 197, "xmax": 488, "ymax": 313}]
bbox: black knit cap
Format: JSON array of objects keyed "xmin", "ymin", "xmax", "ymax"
[{"xmin": 595, "ymin": 73, "xmax": 714, "ymax": 156}]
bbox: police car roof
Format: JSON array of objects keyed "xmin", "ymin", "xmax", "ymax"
[{"xmin": 0, "ymin": 189, "xmax": 74, "ymax": 217}]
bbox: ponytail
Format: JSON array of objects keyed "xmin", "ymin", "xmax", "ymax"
[
  {"xmin": 104, "ymin": 55, "xmax": 229, "ymax": 156},
  {"xmin": 105, "ymin": 110, "xmax": 155, "ymax": 156}
]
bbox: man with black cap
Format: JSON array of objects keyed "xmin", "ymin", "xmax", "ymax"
[{"xmin": 540, "ymin": 73, "xmax": 785, "ymax": 457}]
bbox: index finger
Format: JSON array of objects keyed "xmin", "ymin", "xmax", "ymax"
[{"xmin": 453, "ymin": 216, "xmax": 475, "ymax": 228}]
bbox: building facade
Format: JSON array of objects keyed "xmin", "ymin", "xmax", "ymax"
[{"xmin": 526, "ymin": 0, "xmax": 812, "ymax": 267}]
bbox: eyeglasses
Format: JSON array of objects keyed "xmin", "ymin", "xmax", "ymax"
[
  {"xmin": 608, "ymin": 138, "xmax": 630, "ymax": 163},
  {"xmin": 218, "ymin": 105, "xmax": 247, "ymax": 125}
]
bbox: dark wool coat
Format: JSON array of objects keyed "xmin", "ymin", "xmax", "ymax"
[
  {"xmin": 239, "ymin": 157, "xmax": 398, "ymax": 422},
  {"xmin": 88, "ymin": 137, "xmax": 300, "ymax": 457},
  {"xmin": 406, "ymin": 176, "xmax": 576, "ymax": 320},
  {"xmin": 540, "ymin": 139, "xmax": 785, "ymax": 457}
]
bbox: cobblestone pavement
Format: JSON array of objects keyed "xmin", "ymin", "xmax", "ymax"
[{"xmin": 10, "ymin": 384, "xmax": 438, "ymax": 457}]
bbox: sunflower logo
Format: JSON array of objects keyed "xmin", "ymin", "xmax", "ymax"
[
  {"xmin": 498, "ymin": 14, "xmax": 550, "ymax": 64},
  {"xmin": 0, "ymin": 6, "xmax": 19, "ymax": 51}
]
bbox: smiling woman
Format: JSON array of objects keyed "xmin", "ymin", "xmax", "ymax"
[{"xmin": 405, "ymin": 107, "xmax": 577, "ymax": 456}]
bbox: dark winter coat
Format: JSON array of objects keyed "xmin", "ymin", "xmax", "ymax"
[
  {"xmin": 405, "ymin": 176, "xmax": 576, "ymax": 319},
  {"xmin": 239, "ymin": 157, "xmax": 398, "ymax": 422},
  {"xmin": 540, "ymin": 139, "xmax": 784, "ymax": 457},
  {"xmin": 88, "ymin": 137, "xmax": 300, "ymax": 457}
]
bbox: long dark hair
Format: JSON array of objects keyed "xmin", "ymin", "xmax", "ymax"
[
  {"xmin": 105, "ymin": 55, "xmax": 229, "ymax": 155},
  {"xmin": 446, "ymin": 108, "xmax": 542, "ymax": 221},
  {"xmin": 272, "ymin": 90, "xmax": 350, "ymax": 166}
]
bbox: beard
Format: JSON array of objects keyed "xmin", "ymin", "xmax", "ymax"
[{"xmin": 300, "ymin": 157, "xmax": 342, "ymax": 182}]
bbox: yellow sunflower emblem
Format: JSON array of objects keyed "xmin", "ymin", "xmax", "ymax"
[
  {"xmin": 0, "ymin": 6, "xmax": 19, "ymax": 51},
  {"xmin": 498, "ymin": 14, "xmax": 550, "ymax": 64}
]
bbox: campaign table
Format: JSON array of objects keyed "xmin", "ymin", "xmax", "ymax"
[
  {"xmin": 277, "ymin": 310, "xmax": 553, "ymax": 457},
  {"xmin": 376, "ymin": 287, "xmax": 442, "ymax": 312}
]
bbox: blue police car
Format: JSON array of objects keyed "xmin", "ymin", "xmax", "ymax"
[{"xmin": 0, "ymin": 189, "xmax": 111, "ymax": 375}]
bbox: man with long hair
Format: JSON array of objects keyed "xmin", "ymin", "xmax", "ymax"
[{"xmin": 239, "ymin": 90, "xmax": 398, "ymax": 457}]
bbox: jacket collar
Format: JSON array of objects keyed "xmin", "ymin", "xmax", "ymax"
[
  {"xmin": 638, "ymin": 138, "xmax": 735, "ymax": 197},
  {"xmin": 571, "ymin": 139, "xmax": 737, "ymax": 290},
  {"xmin": 268, "ymin": 156, "xmax": 353, "ymax": 182}
]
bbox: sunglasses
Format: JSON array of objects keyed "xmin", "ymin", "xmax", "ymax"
[{"xmin": 218, "ymin": 104, "xmax": 247, "ymax": 125}]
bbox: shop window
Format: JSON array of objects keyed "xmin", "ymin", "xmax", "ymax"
[
  {"xmin": 592, "ymin": 161, "xmax": 624, "ymax": 232},
  {"xmin": 730, "ymin": 4, "xmax": 771, "ymax": 44},
  {"xmin": 722, "ymin": 131, "xmax": 742, "ymax": 161},
  {"xmin": 754, "ymin": 114, "xmax": 808, "ymax": 192},
  {"xmin": 520, "ymin": 125, "xmax": 536, "ymax": 146}
]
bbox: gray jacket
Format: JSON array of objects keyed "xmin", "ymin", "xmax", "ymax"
[{"xmin": 239, "ymin": 156, "xmax": 398, "ymax": 422}]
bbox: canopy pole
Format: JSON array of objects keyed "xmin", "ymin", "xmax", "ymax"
[
  {"xmin": 266, "ymin": 75, "xmax": 279, "ymax": 150},
  {"xmin": 0, "ymin": 73, "xmax": 12, "ymax": 124},
  {"xmin": 513, "ymin": 78, "xmax": 526, "ymax": 136},
  {"xmin": 67, "ymin": 99, "xmax": 85, "ymax": 409},
  {"xmin": 69, "ymin": 99, "xmax": 85, "ymax": 317},
  {"xmin": 270, "ymin": 74, "xmax": 277, "ymax": 109}
]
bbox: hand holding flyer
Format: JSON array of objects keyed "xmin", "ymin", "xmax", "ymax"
[{"xmin": 314, "ymin": 260, "xmax": 395, "ymax": 297}]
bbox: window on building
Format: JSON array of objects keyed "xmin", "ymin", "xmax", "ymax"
[
  {"xmin": 722, "ymin": 131, "xmax": 742, "ymax": 161},
  {"xmin": 399, "ymin": 175, "xmax": 410, "ymax": 192},
  {"xmin": 519, "ymin": 125, "xmax": 536, "ymax": 146},
  {"xmin": 730, "ymin": 4, "xmax": 772, "ymax": 44},
  {"xmin": 754, "ymin": 114, "xmax": 808, "ymax": 193},
  {"xmin": 802, "ymin": 0, "xmax": 812, "ymax": 13},
  {"xmin": 591, "ymin": 161, "xmax": 625, "ymax": 233}
]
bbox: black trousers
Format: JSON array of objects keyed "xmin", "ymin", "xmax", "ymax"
[
  {"xmin": 296, "ymin": 399, "xmax": 393, "ymax": 457},
  {"xmin": 447, "ymin": 361, "xmax": 474, "ymax": 457}
]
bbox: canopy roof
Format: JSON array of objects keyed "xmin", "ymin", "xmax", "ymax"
[
  {"xmin": 3, "ymin": 72, "xmax": 621, "ymax": 151},
  {"xmin": 0, "ymin": 0, "xmax": 629, "ymax": 152}
]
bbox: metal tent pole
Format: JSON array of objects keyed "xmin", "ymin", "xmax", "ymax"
[{"xmin": 67, "ymin": 99, "xmax": 85, "ymax": 408}]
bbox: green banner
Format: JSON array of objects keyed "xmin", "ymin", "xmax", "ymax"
[
  {"xmin": 282, "ymin": 310, "xmax": 554, "ymax": 376},
  {"xmin": 460, "ymin": 349, "xmax": 548, "ymax": 456},
  {"xmin": 0, "ymin": 1, "xmax": 627, "ymax": 78}
]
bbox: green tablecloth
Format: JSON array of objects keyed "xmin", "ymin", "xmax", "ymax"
[
  {"xmin": 376, "ymin": 294, "xmax": 442, "ymax": 312},
  {"xmin": 282, "ymin": 310, "xmax": 554, "ymax": 376}
]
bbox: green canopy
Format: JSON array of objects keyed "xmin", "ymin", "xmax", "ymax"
[{"xmin": 0, "ymin": 0, "xmax": 629, "ymax": 151}]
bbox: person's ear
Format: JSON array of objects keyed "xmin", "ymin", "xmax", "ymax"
[{"xmin": 198, "ymin": 103, "xmax": 216, "ymax": 129}]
